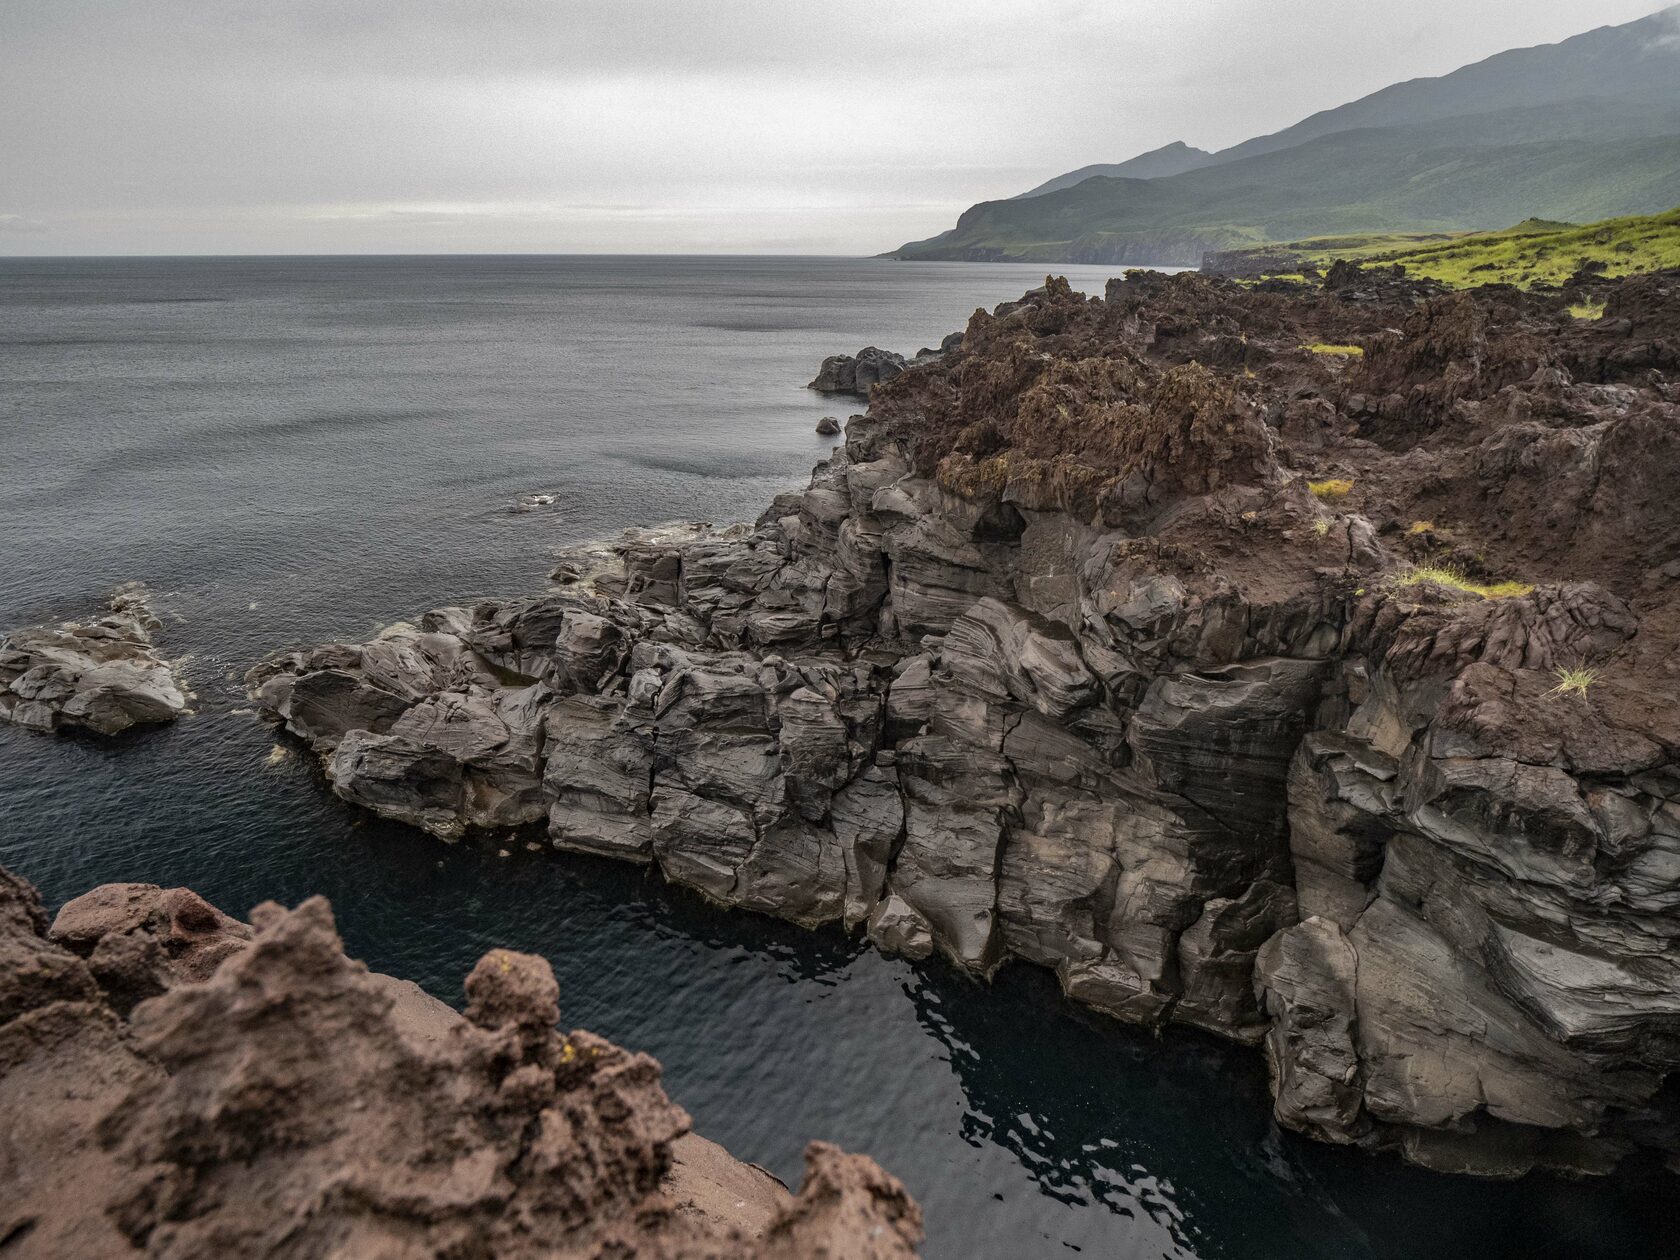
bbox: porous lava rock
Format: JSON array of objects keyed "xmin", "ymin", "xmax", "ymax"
[{"xmin": 0, "ymin": 867, "xmax": 922, "ymax": 1258}]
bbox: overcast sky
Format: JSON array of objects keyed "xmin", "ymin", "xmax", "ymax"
[{"xmin": 1, "ymin": 0, "xmax": 1669, "ymax": 255}]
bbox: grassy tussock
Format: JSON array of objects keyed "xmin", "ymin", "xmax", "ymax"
[
  {"xmin": 1396, "ymin": 564, "xmax": 1533, "ymax": 600},
  {"xmin": 1304, "ymin": 343, "xmax": 1365, "ymax": 358},
  {"xmin": 1308, "ymin": 477, "xmax": 1354, "ymax": 500},
  {"xmin": 1548, "ymin": 666, "xmax": 1598, "ymax": 699}
]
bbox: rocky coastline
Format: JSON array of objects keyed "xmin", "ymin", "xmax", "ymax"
[
  {"xmin": 251, "ymin": 265, "xmax": 1680, "ymax": 1180},
  {"xmin": 0, "ymin": 865, "xmax": 922, "ymax": 1258}
]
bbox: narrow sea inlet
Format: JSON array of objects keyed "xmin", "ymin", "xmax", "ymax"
[{"xmin": 0, "ymin": 255, "xmax": 1670, "ymax": 1259}]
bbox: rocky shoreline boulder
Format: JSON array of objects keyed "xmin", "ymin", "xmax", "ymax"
[
  {"xmin": 253, "ymin": 268, "xmax": 1680, "ymax": 1179},
  {"xmin": 0, "ymin": 584, "xmax": 189, "ymax": 736},
  {"xmin": 808, "ymin": 346, "xmax": 908, "ymax": 395},
  {"xmin": 0, "ymin": 865, "xmax": 922, "ymax": 1258}
]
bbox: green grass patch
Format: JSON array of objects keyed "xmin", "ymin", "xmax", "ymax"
[
  {"xmin": 1367, "ymin": 207, "xmax": 1680, "ymax": 289},
  {"xmin": 1308, "ymin": 477, "xmax": 1354, "ymax": 500},
  {"xmin": 1396, "ymin": 564, "xmax": 1533, "ymax": 600},
  {"xmin": 1304, "ymin": 343, "xmax": 1365, "ymax": 358},
  {"xmin": 1567, "ymin": 300, "xmax": 1606, "ymax": 321}
]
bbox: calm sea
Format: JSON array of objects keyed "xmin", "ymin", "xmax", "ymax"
[{"xmin": 0, "ymin": 255, "xmax": 1670, "ymax": 1259}]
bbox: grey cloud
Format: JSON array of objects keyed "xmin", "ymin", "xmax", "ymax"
[{"xmin": 1, "ymin": 0, "xmax": 1668, "ymax": 255}]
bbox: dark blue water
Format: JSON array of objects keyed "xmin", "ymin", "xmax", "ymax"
[{"xmin": 0, "ymin": 255, "xmax": 1670, "ymax": 1259}]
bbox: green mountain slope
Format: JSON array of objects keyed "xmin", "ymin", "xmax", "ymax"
[
  {"xmin": 1016, "ymin": 142, "xmax": 1216, "ymax": 199},
  {"xmin": 895, "ymin": 7, "xmax": 1680, "ymax": 265},
  {"xmin": 898, "ymin": 116, "xmax": 1680, "ymax": 265},
  {"xmin": 1212, "ymin": 7, "xmax": 1680, "ymax": 167}
]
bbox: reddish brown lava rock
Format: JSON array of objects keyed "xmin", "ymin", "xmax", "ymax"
[{"xmin": 0, "ymin": 866, "xmax": 922, "ymax": 1259}]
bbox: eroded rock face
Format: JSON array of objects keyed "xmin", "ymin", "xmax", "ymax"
[
  {"xmin": 0, "ymin": 866, "xmax": 922, "ymax": 1259},
  {"xmin": 0, "ymin": 585, "xmax": 188, "ymax": 736},
  {"xmin": 253, "ymin": 269, "xmax": 1680, "ymax": 1177}
]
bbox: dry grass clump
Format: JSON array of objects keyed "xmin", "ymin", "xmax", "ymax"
[
  {"xmin": 1566, "ymin": 301, "xmax": 1607, "ymax": 322},
  {"xmin": 1396, "ymin": 564, "xmax": 1533, "ymax": 600},
  {"xmin": 1304, "ymin": 343, "xmax": 1365, "ymax": 357},
  {"xmin": 1309, "ymin": 477, "xmax": 1354, "ymax": 500},
  {"xmin": 1548, "ymin": 665, "xmax": 1598, "ymax": 699}
]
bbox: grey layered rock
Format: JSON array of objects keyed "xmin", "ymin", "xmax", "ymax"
[
  {"xmin": 251, "ymin": 395, "xmax": 1680, "ymax": 1179},
  {"xmin": 0, "ymin": 584, "xmax": 189, "ymax": 736},
  {"xmin": 808, "ymin": 347, "xmax": 907, "ymax": 396},
  {"xmin": 325, "ymin": 682, "xmax": 552, "ymax": 839}
]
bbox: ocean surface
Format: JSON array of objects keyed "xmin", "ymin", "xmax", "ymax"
[{"xmin": 0, "ymin": 255, "xmax": 1671, "ymax": 1259}]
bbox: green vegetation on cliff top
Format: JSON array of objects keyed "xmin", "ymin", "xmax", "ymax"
[
  {"xmin": 1357, "ymin": 207, "xmax": 1680, "ymax": 287},
  {"xmin": 1238, "ymin": 206, "xmax": 1680, "ymax": 288}
]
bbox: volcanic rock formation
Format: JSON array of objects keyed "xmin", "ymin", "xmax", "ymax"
[
  {"xmin": 0, "ymin": 867, "xmax": 922, "ymax": 1258},
  {"xmin": 253, "ymin": 267, "xmax": 1680, "ymax": 1178},
  {"xmin": 0, "ymin": 584, "xmax": 189, "ymax": 736},
  {"xmin": 808, "ymin": 346, "xmax": 908, "ymax": 396}
]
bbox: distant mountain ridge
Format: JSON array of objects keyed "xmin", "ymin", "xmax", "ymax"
[
  {"xmin": 894, "ymin": 6, "xmax": 1680, "ymax": 264},
  {"xmin": 1015, "ymin": 142, "xmax": 1215, "ymax": 199}
]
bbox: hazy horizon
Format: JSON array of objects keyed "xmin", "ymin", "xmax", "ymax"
[{"xmin": 3, "ymin": 0, "xmax": 1672, "ymax": 257}]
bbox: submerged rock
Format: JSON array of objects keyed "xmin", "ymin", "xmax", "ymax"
[
  {"xmin": 253, "ymin": 268, "xmax": 1680, "ymax": 1178},
  {"xmin": 0, "ymin": 584, "xmax": 188, "ymax": 736},
  {"xmin": 0, "ymin": 865, "xmax": 923, "ymax": 1258}
]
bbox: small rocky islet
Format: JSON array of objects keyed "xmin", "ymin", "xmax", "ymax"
[
  {"xmin": 0, "ymin": 584, "xmax": 188, "ymax": 736},
  {"xmin": 251, "ymin": 263, "xmax": 1680, "ymax": 1180}
]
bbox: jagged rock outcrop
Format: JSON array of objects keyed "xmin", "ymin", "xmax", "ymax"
[
  {"xmin": 0, "ymin": 584, "xmax": 188, "ymax": 735},
  {"xmin": 808, "ymin": 346, "xmax": 907, "ymax": 396},
  {"xmin": 253, "ymin": 269, "xmax": 1680, "ymax": 1179},
  {"xmin": 0, "ymin": 867, "xmax": 922, "ymax": 1258}
]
